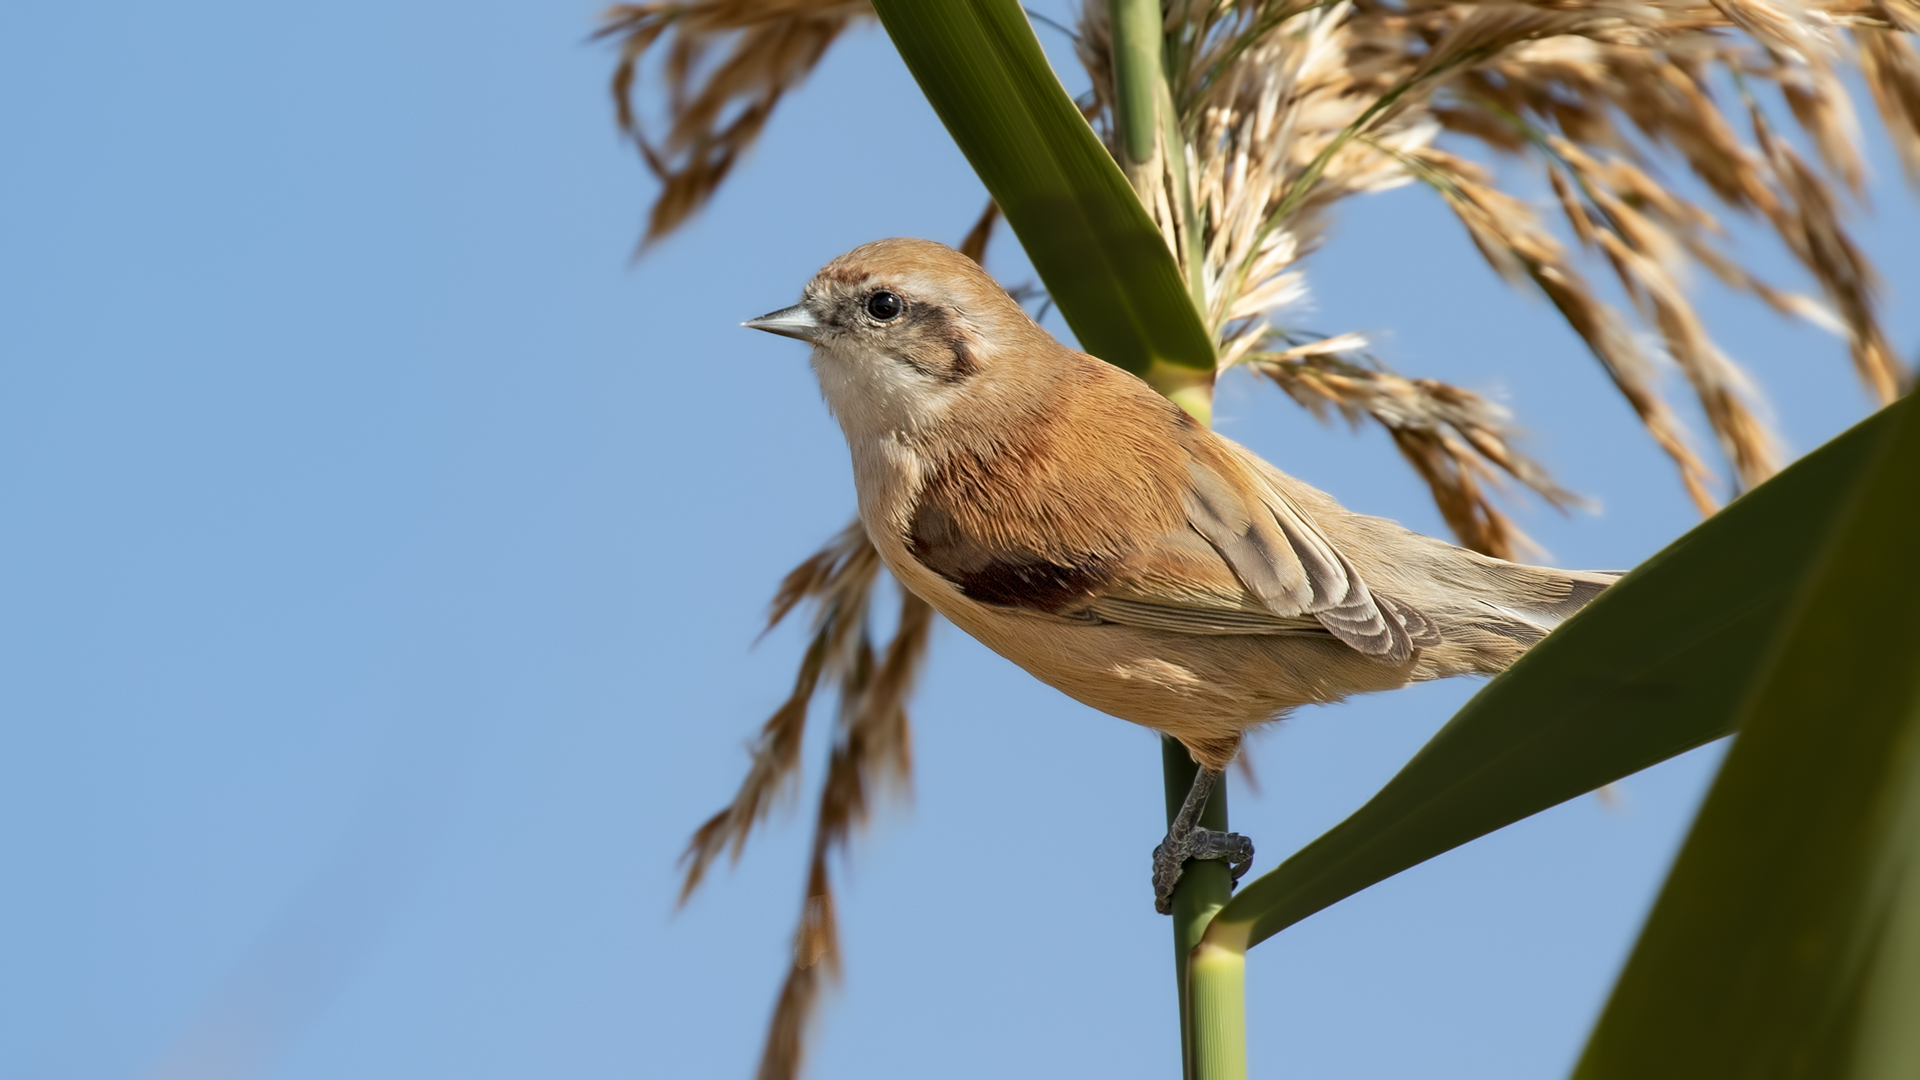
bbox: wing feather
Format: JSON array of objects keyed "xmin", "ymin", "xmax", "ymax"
[
  {"xmin": 1180, "ymin": 458, "xmax": 1311, "ymax": 612},
  {"xmin": 1180, "ymin": 442, "xmax": 1417, "ymax": 662},
  {"xmin": 1085, "ymin": 592, "xmax": 1331, "ymax": 636}
]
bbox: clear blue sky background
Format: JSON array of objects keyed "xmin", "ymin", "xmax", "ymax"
[{"xmin": 3, "ymin": 4, "xmax": 1914, "ymax": 1079}]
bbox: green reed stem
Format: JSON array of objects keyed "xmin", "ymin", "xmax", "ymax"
[{"xmin": 1162, "ymin": 737, "xmax": 1245, "ymax": 1080}]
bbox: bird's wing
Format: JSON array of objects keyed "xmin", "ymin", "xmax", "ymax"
[
  {"xmin": 1086, "ymin": 440, "xmax": 1436, "ymax": 662},
  {"xmin": 1082, "ymin": 524, "xmax": 1330, "ymax": 636},
  {"xmin": 899, "ymin": 387, "xmax": 1436, "ymax": 661}
]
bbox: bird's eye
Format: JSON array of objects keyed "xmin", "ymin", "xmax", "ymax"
[{"xmin": 865, "ymin": 290, "xmax": 904, "ymax": 321}]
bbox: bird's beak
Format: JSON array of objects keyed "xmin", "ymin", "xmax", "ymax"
[{"xmin": 743, "ymin": 304, "xmax": 823, "ymax": 344}]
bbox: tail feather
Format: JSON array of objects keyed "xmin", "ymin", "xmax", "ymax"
[
  {"xmin": 1482, "ymin": 564, "xmax": 1622, "ymax": 628},
  {"xmin": 1444, "ymin": 564, "xmax": 1621, "ymax": 666},
  {"xmin": 1298, "ymin": 496, "xmax": 1624, "ymax": 677}
]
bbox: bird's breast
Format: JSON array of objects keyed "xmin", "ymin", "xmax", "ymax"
[{"xmin": 844, "ymin": 431, "xmax": 929, "ymax": 539}]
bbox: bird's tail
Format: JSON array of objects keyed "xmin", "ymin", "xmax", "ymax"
[
  {"xmin": 1282, "ymin": 482, "xmax": 1625, "ymax": 678},
  {"xmin": 1414, "ymin": 557, "xmax": 1621, "ymax": 677},
  {"xmin": 1472, "ymin": 561, "xmax": 1621, "ymax": 644}
]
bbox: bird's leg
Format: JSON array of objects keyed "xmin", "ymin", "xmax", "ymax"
[{"xmin": 1152, "ymin": 767, "xmax": 1255, "ymax": 915}]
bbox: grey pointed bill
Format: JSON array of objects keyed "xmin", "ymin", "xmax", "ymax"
[{"xmin": 743, "ymin": 304, "xmax": 822, "ymax": 343}]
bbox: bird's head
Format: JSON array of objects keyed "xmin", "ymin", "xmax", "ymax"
[{"xmin": 745, "ymin": 237, "xmax": 1059, "ymax": 443}]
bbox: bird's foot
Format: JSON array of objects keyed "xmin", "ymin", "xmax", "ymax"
[{"xmin": 1152, "ymin": 824, "xmax": 1254, "ymax": 915}]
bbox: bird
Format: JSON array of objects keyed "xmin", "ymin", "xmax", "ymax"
[{"xmin": 746, "ymin": 237, "xmax": 1618, "ymax": 913}]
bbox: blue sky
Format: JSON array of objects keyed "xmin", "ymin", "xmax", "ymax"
[{"xmin": 3, "ymin": 3, "xmax": 1915, "ymax": 1079}]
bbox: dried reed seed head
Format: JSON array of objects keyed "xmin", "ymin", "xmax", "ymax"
[
  {"xmin": 1246, "ymin": 345, "xmax": 1579, "ymax": 556},
  {"xmin": 600, "ymin": 1, "xmax": 873, "ymax": 241},
  {"xmin": 1078, "ymin": 0, "xmax": 1913, "ymax": 510},
  {"xmin": 1857, "ymin": 28, "xmax": 1920, "ymax": 181},
  {"xmin": 1390, "ymin": 426, "xmax": 1538, "ymax": 560},
  {"xmin": 751, "ymin": 581, "xmax": 929, "ymax": 1080},
  {"xmin": 676, "ymin": 525, "xmax": 882, "ymax": 903},
  {"xmin": 675, "ymin": 516, "xmax": 931, "ymax": 1080}
]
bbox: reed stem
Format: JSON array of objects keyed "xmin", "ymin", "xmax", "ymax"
[
  {"xmin": 1108, "ymin": 0, "xmax": 1163, "ymax": 168},
  {"xmin": 1190, "ymin": 939, "xmax": 1249, "ymax": 1080},
  {"xmin": 1161, "ymin": 737, "xmax": 1243, "ymax": 1080},
  {"xmin": 1115, "ymin": 5, "xmax": 1242, "ymax": 1072}
]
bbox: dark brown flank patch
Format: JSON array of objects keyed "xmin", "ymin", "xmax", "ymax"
[
  {"xmin": 906, "ymin": 485, "xmax": 1114, "ymax": 614},
  {"xmin": 923, "ymin": 551, "xmax": 1114, "ymax": 612}
]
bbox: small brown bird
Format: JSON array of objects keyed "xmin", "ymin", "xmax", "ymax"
[{"xmin": 748, "ymin": 238, "xmax": 1617, "ymax": 912}]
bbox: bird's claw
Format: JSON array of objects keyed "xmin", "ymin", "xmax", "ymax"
[{"xmin": 1152, "ymin": 826, "xmax": 1254, "ymax": 915}]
